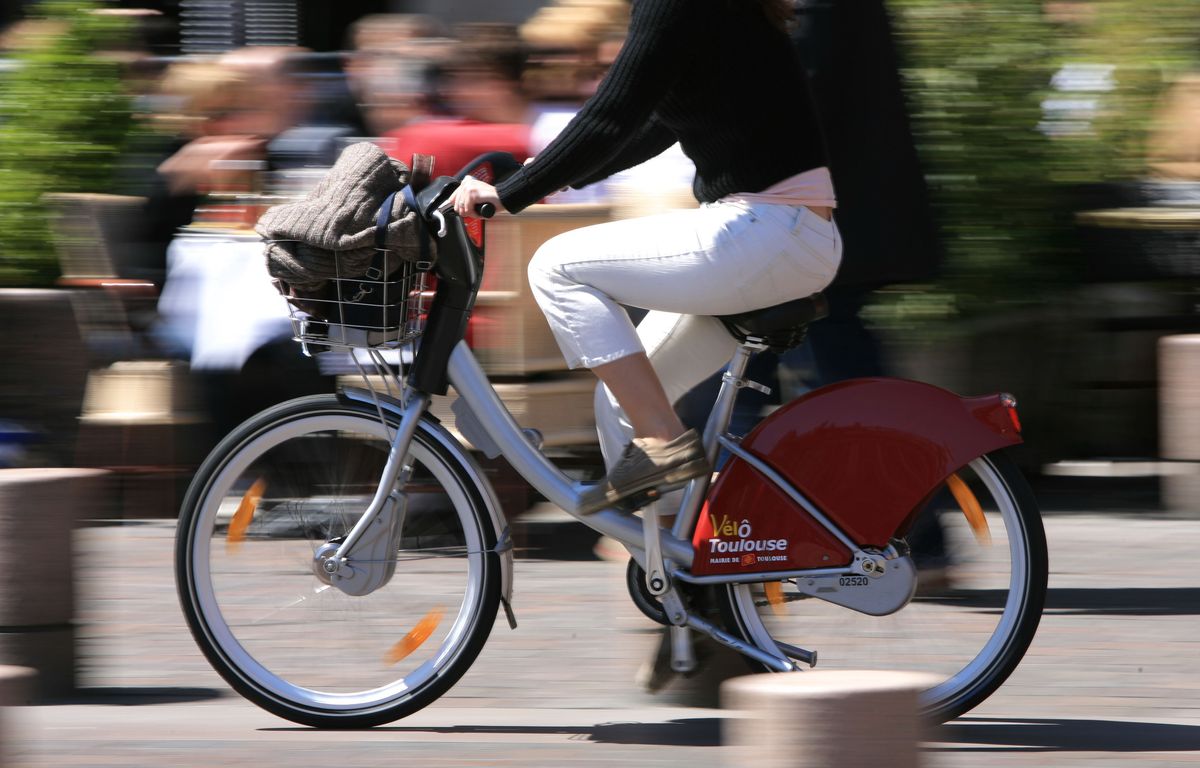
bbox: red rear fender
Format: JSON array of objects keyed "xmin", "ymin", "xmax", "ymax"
[{"xmin": 693, "ymin": 378, "xmax": 1022, "ymax": 575}]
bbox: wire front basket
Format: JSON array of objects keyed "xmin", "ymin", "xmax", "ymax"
[{"xmin": 283, "ymin": 249, "xmax": 430, "ymax": 353}]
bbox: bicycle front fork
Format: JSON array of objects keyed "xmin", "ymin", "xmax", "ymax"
[{"xmin": 324, "ymin": 393, "xmax": 430, "ymax": 577}]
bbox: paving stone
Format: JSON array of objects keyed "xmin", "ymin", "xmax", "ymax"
[{"xmin": 5, "ymin": 513, "xmax": 1200, "ymax": 767}]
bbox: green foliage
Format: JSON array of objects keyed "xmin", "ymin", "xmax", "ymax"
[
  {"xmin": 1045, "ymin": 1, "xmax": 1200, "ymax": 184},
  {"xmin": 0, "ymin": 1, "xmax": 133, "ymax": 287},
  {"xmin": 881, "ymin": 0, "xmax": 1200, "ymax": 321},
  {"xmin": 888, "ymin": 0, "xmax": 1068, "ymax": 316}
]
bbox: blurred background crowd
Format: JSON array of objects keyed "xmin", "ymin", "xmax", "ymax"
[{"xmin": 2, "ymin": 0, "xmax": 1200, "ymax": 518}]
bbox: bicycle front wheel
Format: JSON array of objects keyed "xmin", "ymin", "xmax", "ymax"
[
  {"xmin": 176, "ymin": 395, "xmax": 502, "ymax": 728},
  {"xmin": 719, "ymin": 450, "xmax": 1047, "ymax": 723}
]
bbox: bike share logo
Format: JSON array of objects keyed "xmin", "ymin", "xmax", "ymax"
[{"xmin": 707, "ymin": 514, "xmax": 789, "ymax": 567}]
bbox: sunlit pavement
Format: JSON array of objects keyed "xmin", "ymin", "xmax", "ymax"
[{"xmin": 7, "ymin": 510, "xmax": 1200, "ymax": 767}]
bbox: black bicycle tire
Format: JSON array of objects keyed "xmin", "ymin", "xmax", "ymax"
[{"xmin": 175, "ymin": 394, "xmax": 502, "ymax": 728}]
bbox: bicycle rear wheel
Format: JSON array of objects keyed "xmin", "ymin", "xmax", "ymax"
[
  {"xmin": 176, "ymin": 395, "xmax": 502, "ymax": 728},
  {"xmin": 719, "ymin": 450, "xmax": 1047, "ymax": 723}
]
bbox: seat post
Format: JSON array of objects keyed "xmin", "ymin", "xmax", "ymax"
[
  {"xmin": 670, "ymin": 341, "xmax": 764, "ymax": 542},
  {"xmin": 702, "ymin": 341, "xmax": 764, "ymax": 463}
]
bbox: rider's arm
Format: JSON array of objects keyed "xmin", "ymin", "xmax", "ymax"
[
  {"xmin": 495, "ymin": 0, "xmax": 699, "ymax": 213},
  {"xmin": 567, "ymin": 117, "xmax": 677, "ymax": 192}
]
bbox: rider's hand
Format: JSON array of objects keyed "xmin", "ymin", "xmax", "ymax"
[{"xmin": 451, "ymin": 176, "xmax": 506, "ymax": 218}]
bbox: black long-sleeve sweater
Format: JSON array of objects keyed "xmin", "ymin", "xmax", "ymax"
[{"xmin": 495, "ymin": 0, "xmax": 829, "ymax": 214}]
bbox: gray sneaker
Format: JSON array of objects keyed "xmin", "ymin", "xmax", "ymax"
[{"xmin": 580, "ymin": 429, "xmax": 709, "ymax": 513}]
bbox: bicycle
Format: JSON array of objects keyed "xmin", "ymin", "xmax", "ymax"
[{"xmin": 175, "ymin": 154, "xmax": 1048, "ymax": 729}]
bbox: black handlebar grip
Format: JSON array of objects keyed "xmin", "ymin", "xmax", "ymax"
[{"xmin": 475, "ymin": 202, "xmax": 496, "ymax": 219}]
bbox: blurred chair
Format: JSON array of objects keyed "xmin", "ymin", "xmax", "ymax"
[
  {"xmin": 44, "ymin": 192, "xmax": 156, "ymax": 364},
  {"xmin": 45, "ymin": 192, "xmax": 201, "ymax": 517}
]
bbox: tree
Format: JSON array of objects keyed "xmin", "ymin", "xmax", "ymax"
[{"xmin": 0, "ymin": 1, "xmax": 132, "ymax": 287}]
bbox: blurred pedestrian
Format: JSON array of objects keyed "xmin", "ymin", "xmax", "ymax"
[
  {"xmin": 788, "ymin": 0, "xmax": 950, "ymax": 583},
  {"xmin": 155, "ymin": 48, "xmax": 322, "ymax": 202},
  {"xmin": 670, "ymin": 0, "xmax": 950, "ymax": 581},
  {"xmin": 344, "ymin": 14, "xmax": 452, "ymax": 136},
  {"xmin": 386, "ymin": 24, "xmax": 532, "ymax": 177},
  {"xmin": 148, "ymin": 50, "xmax": 338, "ymax": 449},
  {"xmin": 522, "ymin": 7, "xmax": 631, "ymax": 203},
  {"xmin": 122, "ymin": 58, "xmax": 251, "ymax": 289},
  {"xmin": 785, "ymin": 0, "xmax": 942, "ymax": 385}
]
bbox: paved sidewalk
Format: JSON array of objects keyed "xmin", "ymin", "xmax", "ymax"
[{"xmin": 7, "ymin": 512, "xmax": 1200, "ymax": 767}]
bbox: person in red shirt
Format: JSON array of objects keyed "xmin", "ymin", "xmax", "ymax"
[{"xmin": 386, "ymin": 25, "xmax": 531, "ymax": 177}]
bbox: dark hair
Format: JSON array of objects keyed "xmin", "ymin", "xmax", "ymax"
[
  {"xmin": 756, "ymin": 0, "xmax": 792, "ymax": 31},
  {"xmin": 453, "ymin": 23, "xmax": 528, "ymax": 83}
]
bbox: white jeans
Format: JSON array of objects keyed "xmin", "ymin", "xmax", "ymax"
[{"xmin": 526, "ymin": 199, "xmax": 842, "ymax": 467}]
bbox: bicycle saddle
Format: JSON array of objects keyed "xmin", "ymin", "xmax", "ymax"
[{"xmin": 717, "ymin": 292, "xmax": 829, "ymax": 352}]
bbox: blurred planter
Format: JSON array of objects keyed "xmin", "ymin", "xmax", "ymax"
[
  {"xmin": 882, "ymin": 309, "xmax": 1069, "ymax": 473},
  {"xmin": 884, "ymin": 284, "xmax": 1193, "ymax": 469},
  {"xmin": 1159, "ymin": 334, "xmax": 1200, "ymax": 516},
  {"xmin": 0, "ymin": 290, "xmax": 89, "ymax": 466},
  {"xmin": 0, "ymin": 468, "xmax": 110, "ymax": 699}
]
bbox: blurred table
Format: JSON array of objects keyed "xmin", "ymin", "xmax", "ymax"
[
  {"xmin": 1075, "ymin": 206, "xmax": 1200, "ymax": 281},
  {"xmin": 1076, "ymin": 206, "xmax": 1200, "ymax": 229},
  {"xmin": 156, "ymin": 228, "xmax": 292, "ymax": 371}
]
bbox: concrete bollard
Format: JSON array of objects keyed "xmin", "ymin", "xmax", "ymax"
[
  {"xmin": 1159, "ymin": 334, "xmax": 1200, "ymax": 516},
  {"xmin": 721, "ymin": 670, "xmax": 940, "ymax": 768},
  {"xmin": 0, "ymin": 665, "xmax": 36, "ymax": 768},
  {"xmin": 0, "ymin": 469, "xmax": 108, "ymax": 699}
]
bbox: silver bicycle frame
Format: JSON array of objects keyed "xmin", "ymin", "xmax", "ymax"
[
  {"xmin": 445, "ymin": 342, "xmax": 698, "ymax": 565},
  {"xmin": 447, "ymin": 339, "xmax": 873, "ymax": 577},
  {"xmin": 334, "ymin": 339, "xmax": 873, "ymax": 595},
  {"xmin": 325, "ymin": 337, "xmax": 899, "ymax": 672}
]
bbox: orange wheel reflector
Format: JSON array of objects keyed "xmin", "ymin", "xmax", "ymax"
[
  {"xmin": 226, "ymin": 477, "xmax": 267, "ymax": 553},
  {"xmin": 946, "ymin": 472, "xmax": 991, "ymax": 545},
  {"xmin": 385, "ymin": 607, "xmax": 444, "ymax": 665},
  {"xmin": 763, "ymin": 581, "xmax": 785, "ymax": 615}
]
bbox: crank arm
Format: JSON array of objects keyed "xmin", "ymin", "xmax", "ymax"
[{"xmin": 642, "ymin": 505, "xmax": 669, "ymax": 596}]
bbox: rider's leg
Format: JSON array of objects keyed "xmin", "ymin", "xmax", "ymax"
[
  {"xmin": 587, "ymin": 353, "xmax": 702, "ymax": 509},
  {"xmin": 593, "ymin": 312, "xmax": 738, "ymax": 468},
  {"xmin": 593, "ymin": 313, "xmax": 737, "ymax": 526},
  {"xmin": 591, "ymin": 353, "xmax": 684, "ymax": 442},
  {"xmin": 527, "ymin": 202, "xmax": 840, "ymax": 507}
]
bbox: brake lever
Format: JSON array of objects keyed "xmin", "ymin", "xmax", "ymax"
[
  {"xmin": 431, "ymin": 209, "xmax": 448, "ymax": 239},
  {"xmin": 432, "ymin": 201, "xmax": 494, "ymax": 239}
]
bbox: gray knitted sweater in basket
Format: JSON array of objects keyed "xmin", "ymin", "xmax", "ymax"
[{"xmin": 256, "ymin": 142, "xmax": 429, "ymax": 293}]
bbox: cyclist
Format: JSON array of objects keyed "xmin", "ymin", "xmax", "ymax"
[{"xmin": 451, "ymin": 0, "xmax": 841, "ymax": 510}]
